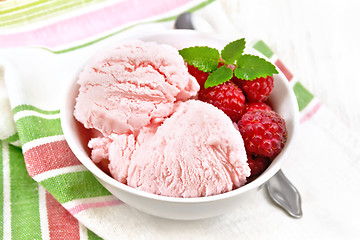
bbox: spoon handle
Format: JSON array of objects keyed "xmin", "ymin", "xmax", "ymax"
[
  {"xmin": 174, "ymin": 12, "xmax": 195, "ymax": 30},
  {"xmin": 265, "ymin": 169, "xmax": 303, "ymax": 218}
]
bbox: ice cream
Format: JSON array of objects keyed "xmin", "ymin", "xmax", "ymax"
[
  {"xmin": 126, "ymin": 100, "xmax": 249, "ymax": 197},
  {"xmin": 88, "ymin": 100, "xmax": 250, "ymax": 197},
  {"xmin": 74, "ymin": 40, "xmax": 199, "ymax": 136},
  {"xmin": 74, "ymin": 40, "xmax": 250, "ymax": 198}
]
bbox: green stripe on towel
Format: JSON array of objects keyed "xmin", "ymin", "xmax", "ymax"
[
  {"xmin": 41, "ymin": 171, "xmax": 111, "ymax": 204},
  {"xmin": 0, "ymin": 0, "xmax": 52, "ymax": 15},
  {"xmin": 4, "ymin": 133, "xmax": 19, "ymax": 144},
  {"xmin": 16, "ymin": 117, "xmax": 63, "ymax": 144},
  {"xmin": 0, "ymin": 142, "xmax": 3, "ymax": 239},
  {"xmin": 88, "ymin": 229, "xmax": 103, "ymax": 240},
  {"xmin": 293, "ymin": 81, "xmax": 314, "ymax": 111},
  {"xmin": 0, "ymin": 0, "xmax": 105, "ymax": 29},
  {"xmin": 0, "ymin": 0, "xmax": 35, "ymax": 12},
  {"xmin": 253, "ymin": 40, "xmax": 274, "ymax": 59},
  {"xmin": 13, "ymin": 104, "xmax": 60, "ymax": 115},
  {"xmin": 0, "ymin": 0, "xmax": 101, "ymax": 15},
  {"xmin": 9, "ymin": 144, "xmax": 42, "ymax": 240}
]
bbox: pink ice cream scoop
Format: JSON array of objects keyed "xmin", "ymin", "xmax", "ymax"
[
  {"xmin": 99, "ymin": 100, "xmax": 250, "ymax": 198},
  {"xmin": 74, "ymin": 40, "xmax": 199, "ymax": 136},
  {"xmin": 88, "ymin": 125, "xmax": 158, "ymax": 184}
]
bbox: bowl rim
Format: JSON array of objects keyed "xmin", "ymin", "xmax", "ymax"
[{"xmin": 60, "ymin": 29, "xmax": 299, "ymax": 203}]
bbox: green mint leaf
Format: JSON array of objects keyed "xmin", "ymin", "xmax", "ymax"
[
  {"xmin": 234, "ymin": 54, "xmax": 278, "ymax": 80},
  {"xmin": 179, "ymin": 46, "xmax": 219, "ymax": 72},
  {"xmin": 221, "ymin": 38, "xmax": 246, "ymax": 65},
  {"xmin": 204, "ymin": 65, "xmax": 233, "ymax": 88}
]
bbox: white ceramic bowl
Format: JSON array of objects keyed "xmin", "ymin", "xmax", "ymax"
[{"xmin": 61, "ymin": 30, "xmax": 299, "ymax": 220}]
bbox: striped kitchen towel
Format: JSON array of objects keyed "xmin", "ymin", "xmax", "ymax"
[
  {"xmin": 1, "ymin": 0, "xmax": 359, "ymax": 239},
  {"xmin": 0, "ymin": 1, "xmax": 216, "ymax": 239}
]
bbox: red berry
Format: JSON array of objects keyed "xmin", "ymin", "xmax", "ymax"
[
  {"xmin": 236, "ymin": 76, "xmax": 274, "ymax": 102},
  {"xmin": 187, "ymin": 64, "xmax": 210, "ymax": 89},
  {"xmin": 238, "ymin": 110, "xmax": 287, "ymax": 158},
  {"xmin": 247, "ymin": 154, "xmax": 271, "ymax": 177},
  {"xmin": 198, "ymin": 81, "xmax": 246, "ymax": 122},
  {"xmin": 244, "ymin": 102, "xmax": 272, "ymax": 113}
]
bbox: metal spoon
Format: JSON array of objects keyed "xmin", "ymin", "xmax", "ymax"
[
  {"xmin": 174, "ymin": 12, "xmax": 195, "ymax": 30},
  {"xmin": 265, "ymin": 170, "xmax": 302, "ymax": 218},
  {"xmin": 174, "ymin": 12, "xmax": 303, "ymax": 218}
]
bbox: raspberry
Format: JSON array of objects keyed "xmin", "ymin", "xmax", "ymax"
[
  {"xmin": 198, "ymin": 81, "xmax": 245, "ymax": 122},
  {"xmin": 236, "ymin": 76, "xmax": 274, "ymax": 102},
  {"xmin": 247, "ymin": 154, "xmax": 271, "ymax": 177},
  {"xmin": 187, "ymin": 64, "xmax": 210, "ymax": 89},
  {"xmin": 238, "ymin": 110, "xmax": 287, "ymax": 158},
  {"xmin": 244, "ymin": 102, "xmax": 272, "ymax": 114}
]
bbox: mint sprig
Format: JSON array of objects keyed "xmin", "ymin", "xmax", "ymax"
[
  {"xmin": 221, "ymin": 38, "xmax": 246, "ymax": 65},
  {"xmin": 234, "ymin": 54, "xmax": 278, "ymax": 80},
  {"xmin": 204, "ymin": 65, "xmax": 233, "ymax": 88},
  {"xmin": 179, "ymin": 38, "xmax": 279, "ymax": 88},
  {"xmin": 178, "ymin": 46, "xmax": 219, "ymax": 73}
]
